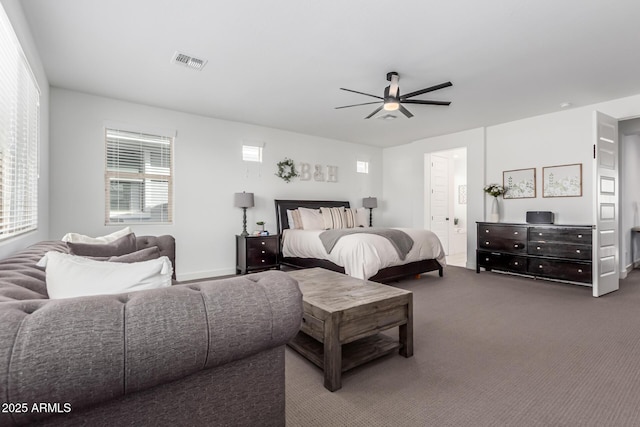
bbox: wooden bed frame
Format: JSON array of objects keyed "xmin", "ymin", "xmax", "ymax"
[{"xmin": 274, "ymin": 199, "xmax": 443, "ymax": 283}]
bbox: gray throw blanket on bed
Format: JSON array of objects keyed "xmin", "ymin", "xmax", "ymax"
[{"xmin": 319, "ymin": 228, "xmax": 414, "ymax": 260}]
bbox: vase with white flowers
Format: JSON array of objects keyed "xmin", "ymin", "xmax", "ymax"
[{"xmin": 484, "ymin": 183, "xmax": 505, "ymax": 222}]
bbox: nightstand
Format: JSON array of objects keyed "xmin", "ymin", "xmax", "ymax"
[{"xmin": 236, "ymin": 234, "xmax": 280, "ymax": 274}]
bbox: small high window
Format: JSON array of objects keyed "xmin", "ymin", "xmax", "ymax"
[
  {"xmin": 357, "ymin": 161, "xmax": 369, "ymax": 174},
  {"xmin": 242, "ymin": 145, "xmax": 263, "ymax": 162}
]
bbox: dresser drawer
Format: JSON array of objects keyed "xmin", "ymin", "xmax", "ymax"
[
  {"xmin": 529, "ymin": 227, "xmax": 592, "ymax": 244},
  {"xmin": 527, "ymin": 242, "xmax": 591, "ymax": 260},
  {"xmin": 478, "ymin": 238, "xmax": 527, "ymax": 254},
  {"xmin": 247, "ymin": 252, "xmax": 277, "ymax": 267},
  {"xmin": 479, "ymin": 225, "xmax": 527, "ymax": 240},
  {"xmin": 477, "ymin": 251, "xmax": 527, "ymax": 273},
  {"xmin": 527, "ymin": 259, "xmax": 592, "ymax": 283}
]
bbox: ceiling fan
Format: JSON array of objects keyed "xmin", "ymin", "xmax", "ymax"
[{"xmin": 335, "ymin": 72, "xmax": 452, "ymax": 119}]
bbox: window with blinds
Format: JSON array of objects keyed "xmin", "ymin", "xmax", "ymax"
[
  {"xmin": 105, "ymin": 128, "xmax": 173, "ymax": 224},
  {"xmin": 0, "ymin": 5, "xmax": 40, "ymax": 240}
]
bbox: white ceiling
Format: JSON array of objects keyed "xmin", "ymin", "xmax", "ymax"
[{"xmin": 19, "ymin": 0, "xmax": 640, "ymax": 148}]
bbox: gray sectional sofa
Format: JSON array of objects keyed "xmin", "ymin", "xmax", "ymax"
[{"xmin": 0, "ymin": 237, "xmax": 303, "ymax": 426}]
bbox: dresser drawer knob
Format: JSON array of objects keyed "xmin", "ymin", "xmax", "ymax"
[
  {"xmin": 576, "ymin": 249, "xmax": 581, "ymax": 253},
  {"xmin": 539, "ymin": 233, "xmax": 543, "ymax": 236},
  {"xmin": 514, "ymin": 244, "xmax": 519, "ymax": 248},
  {"xmin": 538, "ymin": 265, "xmax": 543, "ymax": 269},
  {"xmin": 514, "ymin": 231, "xmax": 519, "ymax": 235},
  {"xmin": 261, "ymin": 241, "xmax": 266, "ymax": 245},
  {"xmin": 578, "ymin": 234, "xmax": 582, "ymax": 238},
  {"xmin": 485, "ymin": 241, "xmax": 490, "ymax": 245},
  {"xmin": 485, "ymin": 258, "xmax": 490, "ymax": 261},
  {"xmin": 514, "ymin": 262, "xmax": 519, "ymax": 266},
  {"xmin": 485, "ymin": 230, "xmax": 489, "ymax": 233},
  {"xmin": 262, "ymin": 250, "xmax": 266, "ymax": 254},
  {"xmin": 261, "ymin": 259, "xmax": 265, "ymax": 263},
  {"xmin": 578, "ymin": 269, "xmax": 583, "ymax": 273},
  {"xmin": 537, "ymin": 246, "xmax": 541, "ymax": 250}
]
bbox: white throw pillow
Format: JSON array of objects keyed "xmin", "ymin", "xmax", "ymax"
[
  {"xmin": 61, "ymin": 227, "xmax": 133, "ymax": 244},
  {"xmin": 298, "ymin": 207, "xmax": 325, "ymax": 230},
  {"xmin": 37, "ymin": 251, "xmax": 172, "ymax": 299},
  {"xmin": 286, "ymin": 209, "xmax": 303, "ymax": 229},
  {"xmin": 356, "ymin": 207, "xmax": 370, "ymax": 228}
]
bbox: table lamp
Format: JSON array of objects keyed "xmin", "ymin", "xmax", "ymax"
[
  {"xmin": 234, "ymin": 192, "xmax": 254, "ymax": 236},
  {"xmin": 362, "ymin": 197, "xmax": 377, "ymax": 227}
]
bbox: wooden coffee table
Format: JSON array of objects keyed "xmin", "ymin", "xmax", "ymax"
[{"xmin": 287, "ymin": 268, "xmax": 413, "ymax": 391}]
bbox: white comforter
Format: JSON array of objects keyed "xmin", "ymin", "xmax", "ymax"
[{"xmin": 282, "ymin": 228, "xmax": 446, "ymax": 280}]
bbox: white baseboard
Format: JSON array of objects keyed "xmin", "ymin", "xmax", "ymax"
[{"xmin": 177, "ymin": 267, "xmax": 236, "ymax": 282}]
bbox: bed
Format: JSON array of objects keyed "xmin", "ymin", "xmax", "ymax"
[{"xmin": 275, "ymin": 199, "xmax": 445, "ymax": 282}]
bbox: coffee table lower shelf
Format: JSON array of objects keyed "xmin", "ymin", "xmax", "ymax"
[{"xmin": 288, "ymin": 331, "xmax": 400, "ymax": 373}]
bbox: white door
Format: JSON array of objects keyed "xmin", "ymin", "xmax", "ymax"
[
  {"xmin": 593, "ymin": 111, "xmax": 619, "ymax": 297},
  {"xmin": 430, "ymin": 153, "xmax": 450, "ymax": 254}
]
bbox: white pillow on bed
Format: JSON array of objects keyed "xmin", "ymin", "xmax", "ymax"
[
  {"xmin": 37, "ymin": 251, "xmax": 172, "ymax": 299},
  {"xmin": 320, "ymin": 206, "xmax": 346, "ymax": 229},
  {"xmin": 356, "ymin": 207, "xmax": 370, "ymax": 228},
  {"xmin": 286, "ymin": 209, "xmax": 303, "ymax": 229},
  {"xmin": 298, "ymin": 207, "xmax": 325, "ymax": 230}
]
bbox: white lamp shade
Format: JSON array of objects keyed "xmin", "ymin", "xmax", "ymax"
[
  {"xmin": 234, "ymin": 192, "xmax": 254, "ymax": 208},
  {"xmin": 363, "ymin": 197, "xmax": 378, "ymax": 209}
]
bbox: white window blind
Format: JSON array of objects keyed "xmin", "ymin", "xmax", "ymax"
[
  {"xmin": 242, "ymin": 145, "xmax": 262, "ymax": 162},
  {"xmin": 357, "ymin": 161, "xmax": 369, "ymax": 174},
  {"xmin": 105, "ymin": 128, "xmax": 173, "ymax": 224},
  {"xmin": 0, "ymin": 5, "xmax": 40, "ymax": 240}
]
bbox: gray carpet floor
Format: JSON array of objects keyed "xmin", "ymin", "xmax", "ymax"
[{"xmin": 285, "ymin": 266, "xmax": 640, "ymax": 426}]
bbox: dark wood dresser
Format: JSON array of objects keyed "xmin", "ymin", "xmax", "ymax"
[
  {"xmin": 236, "ymin": 234, "xmax": 280, "ymax": 274},
  {"xmin": 476, "ymin": 222, "xmax": 594, "ymax": 285}
]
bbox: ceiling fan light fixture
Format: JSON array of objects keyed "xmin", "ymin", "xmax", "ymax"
[{"xmin": 383, "ymin": 100, "xmax": 400, "ymax": 111}]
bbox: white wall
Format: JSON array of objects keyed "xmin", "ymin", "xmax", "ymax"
[
  {"xmin": 50, "ymin": 89, "xmax": 382, "ymax": 280},
  {"xmin": 0, "ymin": 0, "xmax": 50, "ymax": 258},
  {"xmin": 382, "ymin": 128, "xmax": 485, "ymax": 269},
  {"xmin": 619, "ymin": 118, "xmax": 640, "ymax": 270},
  {"xmin": 485, "ymin": 108, "xmax": 594, "ymax": 224}
]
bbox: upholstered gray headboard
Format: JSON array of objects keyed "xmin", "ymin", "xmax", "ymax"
[{"xmin": 136, "ymin": 235, "xmax": 176, "ymax": 279}]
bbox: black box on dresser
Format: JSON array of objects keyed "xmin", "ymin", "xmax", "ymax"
[{"xmin": 476, "ymin": 222, "xmax": 593, "ymax": 285}]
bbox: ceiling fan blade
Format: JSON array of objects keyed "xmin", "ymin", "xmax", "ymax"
[
  {"xmin": 335, "ymin": 101, "xmax": 382, "ymax": 109},
  {"xmin": 398, "ymin": 105, "xmax": 414, "ymax": 118},
  {"xmin": 400, "ymin": 81, "xmax": 453, "ymax": 100},
  {"xmin": 402, "ymin": 99, "xmax": 451, "ymax": 106},
  {"xmin": 340, "ymin": 88, "xmax": 383, "ymax": 100},
  {"xmin": 365, "ymin": 106, "xmax": 384, "ymax": 119}
]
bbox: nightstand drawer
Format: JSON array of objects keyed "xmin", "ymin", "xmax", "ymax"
[
  {"xmin": 247, "ymin": 252, "xmax": 277, "ymax": 266},
  {"xmin": 247, "ymin": 238, "xmax": 278, "ymax": 253}
]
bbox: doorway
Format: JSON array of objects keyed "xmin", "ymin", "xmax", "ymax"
[{"xmin": 427, "ymin": 148, "xmax": 467, "ymax": 267}]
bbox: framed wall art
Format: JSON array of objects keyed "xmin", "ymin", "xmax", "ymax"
[
  {"xmin": 503, "ymin": 168, "xmax": 536, "ymax": 199},
  {"xmin": 543, "ymin": 163, "xmax": 582, "ymax": 197}
]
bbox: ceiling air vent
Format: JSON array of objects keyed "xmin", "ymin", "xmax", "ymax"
[{"xmin": 171, "ymin": 51, "xmax": 208, "ymax": 71}]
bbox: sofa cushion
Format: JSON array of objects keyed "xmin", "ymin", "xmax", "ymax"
[
  {"xmin": 108, "ymin": 246, "xmax": 161, "ymax": 263},
  {"xmin": 37, "ymin": 252, "xmax": 173, "ymax": 299},
  {"xmin": 67, "ymin": 233, "xmax": 137, "ymax": 257}
]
